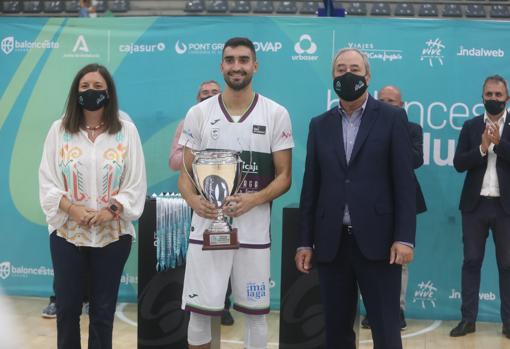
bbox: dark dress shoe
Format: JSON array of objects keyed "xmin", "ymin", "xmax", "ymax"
[
  {"xmin": 399, "ymin": 310, "xmax": 407, "ymax": 331},
  {"xmin": 361, "ymin": 317, "xmax": 370, "ymax": 329},
  {"xmin": 450, "ymin": 321, "xmax": 475, "ymax": 337},
  {"xmin": 503, "ymin": 324, "xmax": 510, "ymax": 338}
]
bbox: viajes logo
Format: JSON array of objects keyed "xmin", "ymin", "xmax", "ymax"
[
  {"xmin": 1, "ymin": 35, "xmax": 59, "ymax": 55},
  {"xmin": 119, "ymin": 42, "xmax": 166, "ymax": 54},
  {"xmin": 0, "ymin": 261, "xmax": 53, "ymax": 279},
  {"xmin": 347, "ymin": 42, "xmax": 403, "ymax": 62},
  {"xmin": 420, "ymin": 38, "xmax": 445, "ymax": 67},
  {"xmin": 457, "ymin": 46, "xmax": 505, "ymax": 58},
  {"xmin": 412, "ymin": 280, "xmax": 438, "ymax": 309},
  {"xmin": 63, "ymin": 35, "xmax": 100, "ymax": 58},
  {"xmin": 292, "ymin": 34, "xmax": 319, "ymax": 61},
  {"xmin": 0, "ymin": 261, "xmax": 10, "ymax": 280}
]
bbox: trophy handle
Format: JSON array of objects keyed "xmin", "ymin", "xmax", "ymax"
[{"xmin": 182, "ymin": 141, "xmax": 209, "ymax": 202}]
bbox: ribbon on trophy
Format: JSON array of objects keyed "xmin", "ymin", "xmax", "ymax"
[{"xmin": 154, "ymin": 193, "xmax": 192, "ymax": 271}]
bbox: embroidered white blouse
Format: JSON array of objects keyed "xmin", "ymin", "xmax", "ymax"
[{"xmin": 39, "ymin": 119, "xmax": 147, "ymax": 247}]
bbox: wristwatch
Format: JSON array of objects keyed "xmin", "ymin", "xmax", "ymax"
[
  {"xmin": 108, "ymin": 199, "xmax": 121, "ymax": 219},
  {"xmin": 109, "ymin": 203, "xmax": 119, "ymax": 213}
]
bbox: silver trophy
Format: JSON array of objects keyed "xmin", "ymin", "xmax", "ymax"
[{"xmin": 186, "ymin": 149, "xmax": 243, "ymax": 250}]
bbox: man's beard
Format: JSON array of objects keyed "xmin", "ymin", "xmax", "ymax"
[{"xmin": 224, "ymin": 73, "xmax": 253, "ymax": 91}]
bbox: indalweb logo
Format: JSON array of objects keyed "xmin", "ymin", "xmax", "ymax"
[
  {"xmin": 292, "ymin": 34, "xmax": 318, "ymax": 61},
  {"xmin": 457, "ymin": 46, "xmax": 504, "ymax": 58}
]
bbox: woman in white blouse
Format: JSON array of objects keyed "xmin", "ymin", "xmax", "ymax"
[{"xmin": 39, "ymin": 63, "xmax": 146, "ymax": 349}]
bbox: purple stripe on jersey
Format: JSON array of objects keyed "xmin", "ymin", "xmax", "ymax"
[
  {"xmin": 239, "ymin": 243, "xmax": 271, "ymax": 249},
  {"xmin": 233, "ymin": 303, "xmax": 270, "ymax": 315},
  {"xmin": 218, "ymin": 93, "xmax": 259, "ymax": 123},
  {"xmin": 218, "ymin": 94, "xmax": 234, "ymax": 122},
  {"xmin": 185, "ymin": 305, "xmax": 224, "ymax": 316},
  {"xmin": 239, "ymin": 93, "xmax": 259, "ymax": 122}
]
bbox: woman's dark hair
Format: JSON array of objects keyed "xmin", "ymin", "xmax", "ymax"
[{"xmin": 62, "ymin": 63, "xmax": 121, "ymax": 134}]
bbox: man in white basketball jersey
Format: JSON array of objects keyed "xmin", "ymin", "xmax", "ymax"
[{"xmin": 178, "ymin": 37, "xmax": 294, "ymax": 349}]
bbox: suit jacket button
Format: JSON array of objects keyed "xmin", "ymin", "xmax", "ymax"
[{"xmin": 345, "ymin": 179, "xmax": 351, "ymax": 183}]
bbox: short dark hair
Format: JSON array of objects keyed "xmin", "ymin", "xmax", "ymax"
[
  {"xmin": 222, "ymin": 37, "xmax": 256, "ymax": 61},
  {"xmin": 483, "ymin": 74, "xmax": 509, "ymax": 96},
  {"xmin": 62, "ymin": 63, "xmax": 121, "ymax": 134}
]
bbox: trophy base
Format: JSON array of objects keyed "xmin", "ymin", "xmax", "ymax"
[{"xmin": 203, "ymin": 228, "xmax": 240, "ymax": 250}]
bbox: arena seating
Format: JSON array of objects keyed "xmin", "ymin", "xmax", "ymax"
[{"xmin": 1, "ymin": 0, "xmax": 509, "ymax": 19}]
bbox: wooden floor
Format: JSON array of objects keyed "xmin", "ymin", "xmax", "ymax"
[{"xmin": 5, "ymin": 296, "xmax": 510, "ymax": 348}]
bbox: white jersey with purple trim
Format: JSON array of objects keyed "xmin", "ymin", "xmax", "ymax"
[{"xmin": 179, "ymin": 93, "xmax": 294, "ymax": 246}]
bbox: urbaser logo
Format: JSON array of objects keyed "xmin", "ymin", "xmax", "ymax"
[{"xmin": 292, "ymin": 34, "xmax": 319, "ymax": 61}]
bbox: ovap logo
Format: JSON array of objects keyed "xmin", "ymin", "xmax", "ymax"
[
  {"xmin": 0, "ymin": 261, "xmax": 11, "ymax": 280},
  {"xmin": 253, "ymin": 41, "xmax": 282, "ymax": 53}
]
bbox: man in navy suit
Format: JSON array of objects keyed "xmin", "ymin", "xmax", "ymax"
[
  {"xmin": 451, "ymin": 75, "xmax": 510, "ymax": 338},
  {"xmin": 295, "ymin": 48, "xmax": 416, "ymax": 349},
  {"xmin": 362, "ymin": 85, "xmax": 427, "ymax": 331}
]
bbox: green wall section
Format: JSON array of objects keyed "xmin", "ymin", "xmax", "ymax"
[{"xmin": 1, "ymin": 16, "xmax": 509, "ymax": 320}]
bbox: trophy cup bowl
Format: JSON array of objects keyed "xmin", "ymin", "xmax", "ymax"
[{"xmin": 191, "ymin": 150, "xmax": 242, "ymax": 250}]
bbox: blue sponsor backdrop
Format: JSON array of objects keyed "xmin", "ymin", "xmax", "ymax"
[{"xmin": 0, "ymin": 16, "xmax": 508, "ymax": 321}]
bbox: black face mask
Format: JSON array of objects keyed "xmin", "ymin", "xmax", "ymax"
[
  {"xmin": 484, "ymin": 99, "xmax": 507, "ymax": 116},
  {"xmin": 333, "ymin": 72, "xmax": 368, "ymax": 102},
  {"xmin": 200, "ymin": 95, "xmax": 213, "ymax": 102},
  {"xmin": 78, "ymin": 89, "xmax": 109, "ymax": 111}
]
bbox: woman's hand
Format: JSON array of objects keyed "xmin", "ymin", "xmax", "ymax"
[
  {"xmin": 89, "ymin": 208, "xmax": 115, "ymax": 226},
  {"xmin": 69, "ymin": 204, "xmax": 97, "ymax": 227}
]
